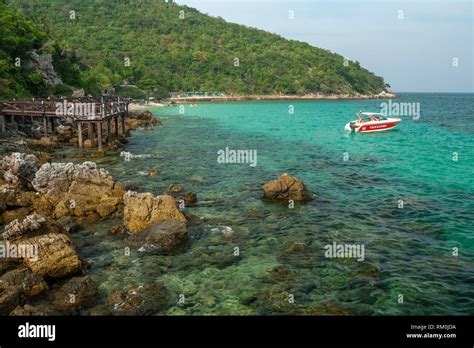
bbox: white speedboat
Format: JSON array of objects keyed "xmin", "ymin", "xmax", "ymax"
[{"xmin": 345, "ymin": 112, "xmax": 401, "ymax": 133}]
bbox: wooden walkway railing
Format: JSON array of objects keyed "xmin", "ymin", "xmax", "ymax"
[{"xmin": 0, "ymin": 96, "xmax": 130, "ymax": 150}]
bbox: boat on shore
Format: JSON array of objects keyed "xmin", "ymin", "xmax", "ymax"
[{"xmin": 344, "ymin": 112, "xmax": 401, "ymax": 133}]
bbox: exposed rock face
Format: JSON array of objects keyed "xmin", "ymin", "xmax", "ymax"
[
  {"xmin": 262, "ymin": 173, "xmax": 313, "ymax": 202},
  {"xmin": 32, "ymin": 161, "xmax": 124, "ymax": 220},
  {"xmin": 126, "ymin": 110, "xmax": 161, "ymax": 130},
  {"xmin": 53, "ymin": 277, "xmax": 97, "ymax": 310},
  {"xmin": 1, "ymin": 153, "xmax": 37, "ymax": 187},
  {"xmin": 123, "ymin": 191, "xmax": 186, "ymax": 232},
  {"xmin": 3, "ymin": 214, "xmax": 83, "ymax": 278},
  {"xmin": 26, "ymin": 51, "xmax": 62, "ymax": 86},
  {"xmin": 127, "ymin": 220, "xmax": 188, "ymax": 254},
  {"xmin": 22, "ymin": 233, "xmax": 83, "ymax": 278},
  {"xmin": 165, "ymin": 184, "xmax": 198, "ymax": 206},
  {"xmin": 3, "ymin": 213, "xmax": 48, "ymax": 241}
]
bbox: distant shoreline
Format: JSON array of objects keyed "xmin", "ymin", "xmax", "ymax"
[{"xmin": 164, "ymin": 92, "xmax": 397, "ymax": 104}]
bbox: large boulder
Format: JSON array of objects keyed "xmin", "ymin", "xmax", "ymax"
[
  {"xmin": 261, "ymin": 173, "xmax": 314, "ymax": 202},
  {"xmin": 126, "ymin": 110, "xmax": 161, "ymax": 130},
  {"xmin": 32, "ymin": 161, "xmax": 124, "ymax": 220},
  {"xmin": 22, "ymin": 233, "xmax": 83, "ymax": 278},
  {"xmin": 1, "ymin": 153, "xmax": 37, "ymax": 187},
  {"xmin": 123, "ymin": 191, "xmax": 186, "ymax": 232},
  {"xmin": 127, "ymin": 220, "xmax": 188, "ymax": 254},
  {"xmin": 4, "ymin": 214, "xmax": 83, "ymax": 278}
]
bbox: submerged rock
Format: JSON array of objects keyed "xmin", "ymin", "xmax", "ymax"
[
  {"xmin": 262, "ymin": 173, "xmax": 313, "ymax": 202},
  {"xmin": 107, "ymin": 283, "xmax": 170, "ymax": 315},
  {"xmin": 31, "ymin": 161, "xmax": 124, "ymax": 220},
  {"xmin": 0, "ymin": 259, "xmax": 20, "ymax": 277},
  {"xmin": 127, "ymin": 220, "xmax": 188, "ymax": 254},
  {"xmin": 0, "ymin": 268, "xmax": 48, "ymax": 298},
  {"xmin": 10, "ymin": 303, "xmax": 61, "ymax": 316},
  {"xmin": 164, "ymin": 184, "xmax": 198, "ymax": 206},
  {"xmin": 0, "ymin": 286, "xmax": 19, "ymax": 315},
  {"xmin": 52, "ymin": 277, "xmax": 97, "ymax": 310},
  {"xmin": 123, "ymin": 191, "xmax": 186, "ymax": 232}
]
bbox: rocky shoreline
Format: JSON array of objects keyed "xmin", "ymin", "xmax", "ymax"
[
  {"xmin": 0, "ymin": 110, "xmax": 175, "ymax": 315},
  {"xmin": 0, "ymin": 108, "xmax": 320, "ymax": 316},
  {"xmin": 166, "ymin": 91, "xmax": 397, "ymax": 104}
]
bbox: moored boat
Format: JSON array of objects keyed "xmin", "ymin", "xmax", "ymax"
[{"xmin": 345, "ymin": 112, "xmax": 401, "ymax": 133}]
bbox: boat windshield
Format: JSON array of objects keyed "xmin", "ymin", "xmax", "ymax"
[{"xmin": 358, "ymin": 117, "xmax": 371, "ymax": 123}]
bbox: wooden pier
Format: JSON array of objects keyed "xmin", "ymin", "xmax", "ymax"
[{"xmin": 0, "ymin": 96, "xmax": 129, "ymax": 150}]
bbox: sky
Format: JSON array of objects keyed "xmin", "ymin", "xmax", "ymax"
[{"xmin": 176, "ymin": 0, "xmax": 473, "ymax": 93}]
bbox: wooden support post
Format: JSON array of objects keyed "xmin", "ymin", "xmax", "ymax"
[
  {"xmin": 121, "ymin": 113, "xmax": 126, "ymax": 135},
  {"xmin": 50, "ymin": 117, "xmax": 55, "ymax": 133},
  {"xmin": 77, "ymin": 122, "xmax": 83, "ymax": 148},
  {"xmin": 88, "ymin": 122, "xmax": 95, "ymax": 147},
  {"xmin": 114, "ymin": 116, "xmax": 119, "ymax": 137},
  {"xmin": 43, "ymin": 117, "xmax": 48, "ymax": 137},
  {"xmin": 0, "ymin": 116, "xmax": 5, "ymax": 133},
  {"xmin": 107, "ymin": 118, "xmax": 112, "ymax": 144},
  {"xmin": 97, "ymin": 122, "xmax": 103, "ymax": 151}
]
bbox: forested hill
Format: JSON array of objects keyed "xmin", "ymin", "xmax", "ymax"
[
  {"xmin": 9, "ymin": 0, "xmax": 389, "ymax": 98},
  {"xmin": 0, "ymin": 2, "xmax": 83, "ymax": 99}
]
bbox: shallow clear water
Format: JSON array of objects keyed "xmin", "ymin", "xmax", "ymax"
[{"xmin": 66, "ymin": 93, "xmax": 474, "ymax": 315}]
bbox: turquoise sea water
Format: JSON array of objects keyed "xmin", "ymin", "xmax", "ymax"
[{"xmin": 70, "ymin": 93, "xmax": 474, "ymax": 315}]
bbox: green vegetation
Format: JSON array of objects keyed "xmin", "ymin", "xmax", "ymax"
[
  {"xmin": 7, "ymin": 0, "xmax": 388, "ymax": 99},
  {"xmin": 0, "ymin": 1, "xmax": 85, "ymax": 99}
]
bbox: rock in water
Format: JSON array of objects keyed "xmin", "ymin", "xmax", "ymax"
[
  {"xmin": 31, "ymin": 161, "xmax": 124, "ymax": 220},
  {"xmin": 53, "ymin": 277, "xmax": 97, "ymax": 310},
  {"xmin": 123, "ymin": 191, "xmax": 186, "ymax": 232},
  {"xmin": 4, "ymin": 213, "xmax": 83, "ymax": 278},
  {"xmin": 0, "ymin": 268, "xmax": 48, "ymax": 298},
  {"xmin": 262, "ymin": 173, "xmax": 314, "ymax": 202},
  {"xmin": 22, "ymin": 233, "xmax": 83, "ymax": 278},
  {"xmin": 127, "ymin": 220, "xmax": 188, "ymax": 254},
  {"xmin": 0, "ymin": 286, "xmax": 19, "ymax": 315},
  {"xmin": 164, "ymin": 184, "xmax": 198, "ymax": 206}
]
